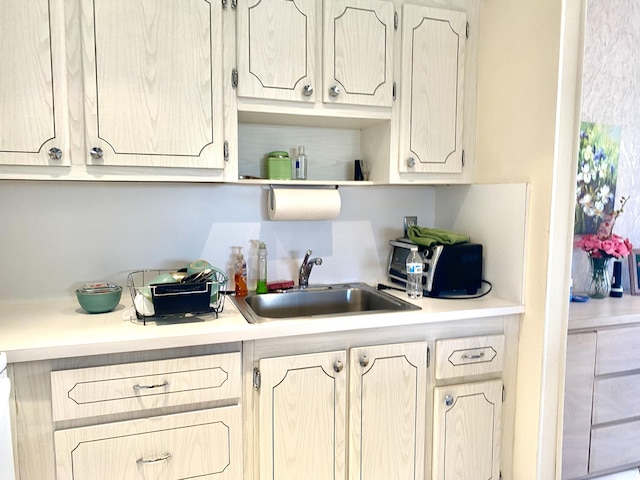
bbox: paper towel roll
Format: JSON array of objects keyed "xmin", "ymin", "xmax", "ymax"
[{"xmin": 268, "ymin": 187, "xmax": 341, "ymax": 221}]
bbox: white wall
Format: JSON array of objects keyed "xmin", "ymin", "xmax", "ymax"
[{"xmin": 0, "ymin": 181, "xmax": 436, "ymax": 301}]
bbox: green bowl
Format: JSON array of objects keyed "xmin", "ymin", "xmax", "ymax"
[{"xmin": 76, "ymin": 286, "xmax": 123, "ymax": 314}]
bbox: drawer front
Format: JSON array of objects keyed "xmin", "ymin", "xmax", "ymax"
[
  {"xmin": 596, "ymin": 326, "xmax": 640, "ymax": 375},
  {"xmin": 51, "ymin": 352, "xmax": 241, "ymax": 421},
  {"xmin": 54, "ymin": 405, "xmax": 242, "ymax": 480},
  {"xmin": 435, "ymin": 335, "xmax": 504, "ymax": 380},
  {"xmin": 592, "ymin": 372, "xmax": 640, "ymax": 424},
  {"xmin": 589, "ymin": 419, "xmax": 640, "ymax": 473}
]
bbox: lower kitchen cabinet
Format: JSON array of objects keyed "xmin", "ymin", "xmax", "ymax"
[
  {"xmin": 54, "ymin": 406, "xmax": 242, "ymax": 480},
  {"xmin": 254, "ymin": 341, "xmax": 428, "ymax": 480},
  {"xmin": 563, "ymin": 323, "xmax": 640, "ymax": 478},
  {"xmin": 432, "ymin": 380, "xmax": 503, "ymax": 480}
]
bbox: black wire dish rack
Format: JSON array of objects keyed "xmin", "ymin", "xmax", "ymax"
[{"xmin": 127, "ymin": 267, "xmax": 228, "ymax": 325}]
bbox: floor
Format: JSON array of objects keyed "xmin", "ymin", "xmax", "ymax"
[{"xmin": 595, "ymin": 469, "xmax": 640, "ymax": 480}]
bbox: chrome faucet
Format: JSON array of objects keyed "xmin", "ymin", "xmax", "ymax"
[{"xmin": 298, "ymin": 250, "xmax": 323, "ymax": 288}]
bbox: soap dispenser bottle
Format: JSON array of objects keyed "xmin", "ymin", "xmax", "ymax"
[
  {"xmin": 294, "ymin": 145, "xmax": 307, "ymax": 180},
  {"xmin": 256, "ymin": 242, "xmax": 268, "ymax": 294},
  {"xmin": 233, "ymin": 247, "xmax": 248, "ymax": 297}
]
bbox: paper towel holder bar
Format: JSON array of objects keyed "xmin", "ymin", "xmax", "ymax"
[{"xmin": 268, "ymin": 185, "xmax": 339, "ymax": 211}]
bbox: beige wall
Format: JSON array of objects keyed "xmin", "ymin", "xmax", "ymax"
[{"xmin": 476, "ymin": 0, "xmax": 583, "ymax": 478}]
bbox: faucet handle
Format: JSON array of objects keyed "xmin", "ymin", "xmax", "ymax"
[{"xmin": 301, "ymin": 250, "xmax": 312, "ymax": 265}]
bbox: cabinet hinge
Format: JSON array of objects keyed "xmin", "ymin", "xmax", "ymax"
[
  {"xmin": 231, "ymin": 68, "xmax": 238, "ymax": 89},
  {"xmin": 224, "ymin": 140, "xmax": 229, "ymax": 162},
  {"xmin": 392, "ymin": 82, "xmax": 397, "ymax": 101},
  {"xmin": 253, "ymin": 367, "xmax": 261, "ymax": 390},
  {"xmin": 426, "ymin": 346, "xmax": 431, "ymax": 368},
  {"xmin": 466, "ymin": 22, "xmax": 470, "ymax": 39},
  {"xmin": 222, "ymin": 0, "xmax": 236, "ymax": 10},
  {"xmin": 394, "ymin": 11, "xmax": 398, "ymax": 31},
  {"xmin": 502, "ymin": 385, "xmax": 506, "ymax": 402},
  {"xmin": 461, "ymin": 149, "xmax": 465, "ymax": 167}
]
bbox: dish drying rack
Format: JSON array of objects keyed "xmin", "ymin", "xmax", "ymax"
[{"xmin": 127, "ymin": 268, "xmax": 228, "ymax": 325}]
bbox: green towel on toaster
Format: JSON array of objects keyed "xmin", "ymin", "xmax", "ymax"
[{"xmin": 408, "ymin": 225, "xmax": 470, "ymax": 247}]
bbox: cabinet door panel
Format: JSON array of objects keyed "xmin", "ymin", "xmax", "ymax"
[
  {"xmin": 237, "ymin": 0, "xmax": 318, "ymax": 102},
  {"xmin": 561, "ymin": 332, "xmax": 597, "ymax": 479},
  {"xmin": 54, "ymin": 406, "xmax": 242, "ymax": 480},
  {"xmin": 399, "ymin": 5, "xmax": 466, "ymax": 174},
  {"xmin": 323, "ymin": 0, "xmax": 393, "ymax": 107},
  {"xmin": 348, "ymin": 342, "xmax": 427, "ymax": 480},
  {"xmin": 258, "ymin": 350, "xmax": 347, "ymax": 480},
  {"xmin": 0, "ymin": 0, "xmax": 68, "ymax": 166},
  {"xmin": 433, "ymin": 380, "xmax": 502, "ymax": 480},
  {"xmin": 81, "ymin": 0, "xmax": 223, "ymax": 168}
]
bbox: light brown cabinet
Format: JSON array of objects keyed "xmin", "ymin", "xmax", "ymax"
[
  {"xmin": 0, "ymin": 0, "xmax": 69, "ymax": 167},
  {"xmin": 563, "ymin": 324, "xmax": 640, "ymax": 478}
]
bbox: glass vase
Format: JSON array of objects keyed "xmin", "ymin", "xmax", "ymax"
[{"xmin": 588, "ymin": 255, "xmax": 612, "ymax": 299}]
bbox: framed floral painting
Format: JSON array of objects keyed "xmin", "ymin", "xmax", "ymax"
[
  {"xmin": 574, "ymin": 122, "xmax": 622, "ymax": 235},
  {"xmin": 629, "ymin": 249, "xmax": 640, "ymax": 295}
]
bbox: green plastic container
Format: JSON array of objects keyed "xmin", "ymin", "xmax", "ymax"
[{"xmin": 267, "ymin": 151, "xmax": 291, "ymax": 180}]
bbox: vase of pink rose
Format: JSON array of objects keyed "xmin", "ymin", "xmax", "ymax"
[{"xmin": 575, "ymin": 197, "xmax": 632, "ymax": 298}]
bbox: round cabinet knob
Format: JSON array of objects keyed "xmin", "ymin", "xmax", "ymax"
[
  {"xmin": 407, "ymin": 157, "xmax": 416, "ymax": 168},
  {"xmin": 48, "ymin": 147, "xmax": 63, "ymax": 160},
  {"xmin": 329, "ymin": 85, "xmax": 341, "ymax": 97},
  {"xmin": 444, "ymin": 395, "xmax": 454, "ymax": 407},
  {"xmin": 333, "ymin": 360, "xmax": 344, "ymax": 373},
  {"xmin": 90, "ymin": 147, "xmax": 104, "ymax": 160},
  {"xmin": 359, "ymin": 355, "xmax": 369, "ymax": 367},
  {"xmin": 302, "ymin": 84, "xmax": 314, "ymax": 97}
]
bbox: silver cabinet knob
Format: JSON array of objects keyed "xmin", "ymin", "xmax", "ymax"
[
  {"xmin": 48, "ymin": 147, "xmax": 63, "ymax": 160},
  {"xmin": 302, "ymin": 84, "xmax": 314, "ymax": 97},
  {"xmin": 90, "ymin": 147, "xmax": 104, "ymax": 160},
  {"xmin": 407, "ymin": 157, "xmax": 416, "ymax": 168},
  {"xmin": 333, "ymin": 360, "xmax": 344, "ymax": 373},
  {"xmin": 359, "ymin": 355, "xmax": 369, "ymax": 367},
  {"xmin": 329, "ymin": 85, "xmax": 341, "ymax": 97},
  {"xmin": 444, "ymin": 394, "xmax": 454, "ymax": 407}
]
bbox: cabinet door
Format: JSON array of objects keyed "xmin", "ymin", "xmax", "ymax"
[
  {"xmin": 257, "ymin": 350, "xmax": 347, "ymax": 480},
  {"xmin": 54, "ymin": 406, "xmax": 243, "ymax": 480},
  {"xmin": 348, "ymin": 342, "xmax": 427, "ymax": 480},
  {"xmin": 0, "ymin": 0, "xmax": 69, "ymax": 166},
  {"xmin": 561, "ymin": 332, "xmax": 596, "ymax": 479},
  {"xmin": 322, "ymin": 0, "xmax": 394, "ymax": 107},
  {"xmin": 81, "ymin": 0, "xmax": 224, "ymax": 168},
  {"xmin": 433, "ymin": 380, "xmax": 502, "ymax": 480},
  {"xmin": 237, "ymin": 0, "xmax": 318, "ymax": 102},
  {"xmin": 398, "ymin": 5, "xmax": 466, "ymax": 174}
]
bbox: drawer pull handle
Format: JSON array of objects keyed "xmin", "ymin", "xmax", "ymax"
[
  {"xmin": 136, "ymin": 452, "xmax": 172, "ymax": 465},
  {"xmin": 461, "ymin": 352, "xmax": 485, "ymax": 360},
  {"xmin": 133, "ymin": 381, "xmax": 170, "ymax": 390}
]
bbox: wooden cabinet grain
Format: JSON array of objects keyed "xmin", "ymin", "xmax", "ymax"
[
  {"xmin": 0, "ymin": 0, "xmax": 69, "ymax": 167},
  {"xmin": 81, "ymin": 0, "xmax": 225, "ymax": 169},
  {"xmin": 398, "ymin": 4, "xmax": 467, "ymax": 175},
  {"xmin": 236, "ymin": 0, "xmax": 394, "ymax": 108},
  {"xmin": 255, "ymin": 341, "xmax": 427, "ymax": 480}
]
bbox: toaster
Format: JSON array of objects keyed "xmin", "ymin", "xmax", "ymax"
[{"xmin": 388, "ymin": 239, "xmax": 483, "ymax": 297}]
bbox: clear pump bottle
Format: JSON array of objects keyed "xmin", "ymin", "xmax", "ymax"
[
  {"xmin": 233, "ymin": 247, "xmax": 248, "ymax": 297},
  {"xmin": 294, "ymin": 145, "xmax": 307, "ymax": 180},
  {"xmin": 256, "ymin": 242, "xmax": 268, "ymax": 294},
  {"xmin": 405, "ymin": 247, "xmax": 423, "ymax": 298}
]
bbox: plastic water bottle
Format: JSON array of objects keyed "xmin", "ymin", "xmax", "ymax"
[
  {"xmin": 256, "ymin": 242, "xmax": 268, "ymax": 294},
  {"xmin": 406, "ymin": 247, "xmax": 423, "ymax": 298}
]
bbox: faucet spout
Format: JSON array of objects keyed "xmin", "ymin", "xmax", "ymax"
[{"xmin": 298, "ymin": 250, "xmax": 323, "ymax": 288}]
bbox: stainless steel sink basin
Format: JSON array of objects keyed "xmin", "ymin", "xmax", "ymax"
[{"xmin": 232, "ymin": 283, "xmax": 420, "ymax": 324}]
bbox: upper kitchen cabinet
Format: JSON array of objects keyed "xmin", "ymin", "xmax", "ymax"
[
  {"xmin": 0, "ymin": 0, "xmax": 69, "ymax": 167},
  {"xmin": 236, "ymin": 0, "xmax": 394, "ymax": 110},
  {"xmin": 397, "ymin": 4, "xmax": 467, "ymax": 175},
  {"xmin": 80, "ymin": 0, "xmax": 225, "ymax": 169}
]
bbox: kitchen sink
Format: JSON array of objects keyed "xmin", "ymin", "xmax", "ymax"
[{"xmin": 232, "ymin": 283, "xmax": 421, "ymax": 324}]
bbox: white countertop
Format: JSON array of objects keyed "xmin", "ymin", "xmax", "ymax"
[
  {"xmin": 569, "ymin": 294, "xmax": 640, "ymax": 331},
  {"xmin": 0, "ymin": 289, "xmax": 524, "ymax": 363}
]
